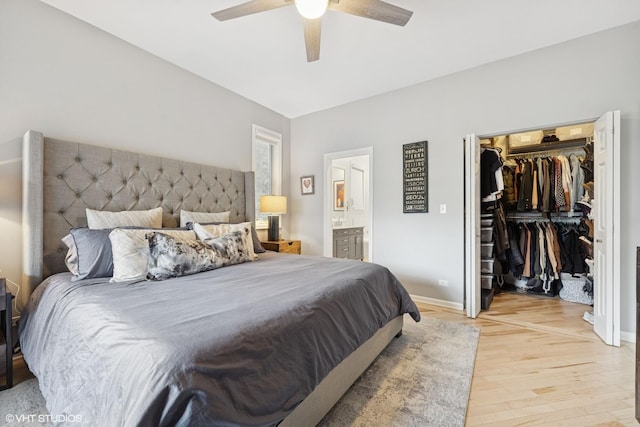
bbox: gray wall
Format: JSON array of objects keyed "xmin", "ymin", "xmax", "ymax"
[
  {"xmin": 290, "ymin": 21, "xmax": 640, "ymax": 337},
  {"xmin": 0, "ymin": 0, "xmax": 290, "ymax": 312}
]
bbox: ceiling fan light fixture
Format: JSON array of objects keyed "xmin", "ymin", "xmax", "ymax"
[{"xmin": 294, "ymin": 0, "xmax": 328, "ymax": 19}]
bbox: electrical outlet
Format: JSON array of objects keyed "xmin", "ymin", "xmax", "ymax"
[
  {"xmin": 439, "ymin": 204, "xmax": 446, "ymax": 214},
  {"xmin": 438, "ymin": 279, "xmax": 448, "ymax": 287}
]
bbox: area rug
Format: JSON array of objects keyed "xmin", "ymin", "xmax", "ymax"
[
  {"xmin": 0, "ymin": 316, "xmax": 479, "ymax": 427},
  {"xmin": 319, "ymin": 315, "xmax": 480, "ymax": 427}
]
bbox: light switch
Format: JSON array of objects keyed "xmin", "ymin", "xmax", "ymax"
[{"xmin": 439, "ymin": 204, "xmax": 446, "ymax": 214}]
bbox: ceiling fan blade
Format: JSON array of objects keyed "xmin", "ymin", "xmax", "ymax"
[
  {"xmin": 328, "ymin": 0, "xmax": 412, "ymax": 26},
  {"xmin": 303, "ymin": 18, "xmax": 321, "ymax": 62},
  {"xmin": 212, "ymin": 0, "xmax": 292, "ymax": 21}
]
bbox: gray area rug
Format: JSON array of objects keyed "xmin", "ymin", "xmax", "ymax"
[
  {"xmin": 319, "ymin": 316, "xmax": 480, "ymax": 427},
  {"xmin": 0, "ymin": 316, "xmax": 479, "ymax": 427}
]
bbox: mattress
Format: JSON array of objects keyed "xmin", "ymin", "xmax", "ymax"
[{"xmin": 19, "ymin": 252, "xmax": 420, "ymax": 426}]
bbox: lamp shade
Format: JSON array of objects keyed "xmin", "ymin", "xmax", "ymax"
[{"xmin": 260, "ymin": 195, "xmax": 287, "ymax": 214}]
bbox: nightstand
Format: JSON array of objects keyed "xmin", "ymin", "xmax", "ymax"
[
  {"xmin": 0, "ymin": 277, "xmax": 13, "ymax": 390},
  {"xmin": 261, "ymin": 240, "xmax": 301, "ymax": 255}
]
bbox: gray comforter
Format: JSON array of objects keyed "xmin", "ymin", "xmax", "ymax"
[{"xmin": 19, "ymin": 253, "xmax": 420, "ymax": 427}]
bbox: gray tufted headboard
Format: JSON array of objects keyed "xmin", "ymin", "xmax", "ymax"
[{"xmin": 22, "ymin": 130, "xmax": 255, "ymax": 296}]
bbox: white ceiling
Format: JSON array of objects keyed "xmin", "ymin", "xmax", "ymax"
[{"xmin": 41, "ymin": 0, "xmax": 640, "ymax": 118}]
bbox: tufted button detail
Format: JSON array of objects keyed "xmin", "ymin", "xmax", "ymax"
[
  {"xmin": 198, "ymin": 174, "xmax": 202, "ymax": 179},
  {"xmin": 207, "ymin": 187, "xmax": 210, "ymax": 192},
  {"xmin": 75, "ymin": 157, "xmax": 81, "ymax": 162},
  {"xmin": 160, "ymin": 196, "xmax": 164, "ymax": 202},
  {"xmin": 159, "ymin": 168, "xmax": 163, "ymax": 174},
  {"xmin": 148, "ymin": 181, "xmax": 152, "ymax": 186},
  {"xmin": 57, "ymin": 174, "xmax": 63, "ymax": 179},
  {"xmin": 180, "ymin": 171, "xmax": 184, "ymax": 176},
  {"xmin": 214, "ymin": 176, "xmax": 218, "ymax": 181},
  {"xmin": 122, "ymin": 179, "xmax": 127, "ymax": 185},
  {"xmin": 222, "ymin": 189, "xmax": 226, "ymax": 193},
  {"xmin": 169, "ymin": 209, "xmax": 174, "ymax": 214},
  {"xmin": 135, "ymin": 165, "xmax": 140, "ymax": 171},
  {"xmin": 75, "ymin": 192, "xmax": 81, "ymax": 198},
  {"xmin": 108, "ymin": 194, "xmax": 113, "ymax": 200},
  {"xmin": 189, "ymin": 186, "xmax": 193, "ymax": 190},
  {"xmin": 58, "ymin": 248, "xmax": 64, "ymax": 253},
  {"xmin": 92, "ymin": 176, "xmax": 97, "ymax": 182},
  {"xmin": 136, "ymin": 196, "xmax": 140, "ymax": 200},
  {"xmin": 107, "ymin": 162, "xmax": 113, "ymax": 167},
  {"xmin": 58, "ymin": 210, "xmax": 64, "ymax": 215},
  {"xmin": 170, "ymin": 183, "xmax": 174, "ymax": 189}
]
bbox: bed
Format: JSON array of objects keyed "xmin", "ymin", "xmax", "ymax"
[{"xmin": 18, "ymin": 130, "xmax": 420, "ymax": 426}]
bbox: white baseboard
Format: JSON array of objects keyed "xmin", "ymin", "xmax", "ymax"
[
  {"xmin": 620, "ymin": 331, "xmax": 635, "ymax": 344},
  {"xmin": 410, "ymin": 294, "xmax": 463, "ymax": 311}
]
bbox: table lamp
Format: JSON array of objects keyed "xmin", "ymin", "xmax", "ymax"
[{"xmin": 260, "ymin": 195, "xmax": 287, "ymax": 241}]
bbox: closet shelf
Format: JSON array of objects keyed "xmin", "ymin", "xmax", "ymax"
[{"xmin": 507, "ymin": 138, "xmax": 587, "ymax": 156}]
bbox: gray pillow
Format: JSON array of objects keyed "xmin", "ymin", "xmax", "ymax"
[
  {"xmin": 70, "ymin": 228, "xmax": 114, "ymax": 280},
  {"xmin": 250, "ymin": 226, "xmax": 266, "ymax": 254}
]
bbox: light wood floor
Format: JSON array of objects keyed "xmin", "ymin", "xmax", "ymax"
[{"xmin": 418, "ymin": 290, "xmax": 637, "ymax": 426}]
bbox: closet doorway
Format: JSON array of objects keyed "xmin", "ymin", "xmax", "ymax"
[
  {"xmin": 464, "ymin": 111, "xmax": 620, "ymax": 346},
  {"xmin": 323, "ymin": 148, "xmax": 373, "ymax": 262}
]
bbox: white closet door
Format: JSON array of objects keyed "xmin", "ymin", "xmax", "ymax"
[
  {"xmin": 464, "ymin": 134, "xmax": 481, "ymax": 318},
  {"xmin": 593, "ymin": 110, "xmax": 620, "ymax": 346}
]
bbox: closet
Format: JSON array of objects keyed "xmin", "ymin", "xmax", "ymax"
[
  {"xmin": 477, "ymin": 124, "xmax": 595, "ymax": 315},
  {"xmin": 465, "ymin": 111, "xmax": 620, "ymax": 345}
]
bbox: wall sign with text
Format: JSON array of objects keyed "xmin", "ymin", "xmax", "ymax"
[{"xmin": 403, "ymin": 141, "xmax": 428, "ymax": 213}]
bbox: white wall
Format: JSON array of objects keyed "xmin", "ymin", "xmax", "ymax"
[
  {"xmin": 0, "ymin": 0, "xmax": 290, "ymax": 312},
  {"xmin": 290, "ymin": 21, "xmax": 640, "ymax": 336}
]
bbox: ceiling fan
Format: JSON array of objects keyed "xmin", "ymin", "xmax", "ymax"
[{"xmin": 211, "ymin": 0, "xmax": 413, "ymax": 62}]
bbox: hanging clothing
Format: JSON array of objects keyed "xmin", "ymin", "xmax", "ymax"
[
  {"xmin": 480, "ymin": 149, "xmax": 503, "ymax": 200},
  {"xmin": 493, "ymin": 202, "xmax": 509, "ymax": 261},
  {"xmin": 559, "ymin": 155, "xmax": 573, "ymax": 211},
  {"xmin": 516, "ymin": 160, "xmax": 533, "ymax": 211},
  {"xmin": 502, "ymin": 166, "xmax": 517, "ymax": 209},
  {"xmin": 570, "ymin": 153, "xmax": 585, "ymax": 210}
]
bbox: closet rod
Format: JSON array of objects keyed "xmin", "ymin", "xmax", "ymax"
[
  {"xmin": 505, "ymin": 146, "xmax": 586, "ymax": 159},
  {"xmin": 506, "ymin": 216, "xmax": 582, "ymax": 224},
  {"xmin": 506, "ymin": 212, "xmax": 583, "ymax": 223}
]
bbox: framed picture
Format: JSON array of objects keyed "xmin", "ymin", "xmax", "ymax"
[
  {"xmin": 403, "ymin": 141, "xmax": 428, "ymax": 213},
  {"xmin": 300, "ymin": 175, "xmax": 315, "ymax": 195},
  {"xmin": 334, "ymin": 180, "xmax": 345, "ymax": 210}
]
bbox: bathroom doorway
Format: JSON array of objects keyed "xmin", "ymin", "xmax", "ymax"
[{"xmin": 323, "ymin": 148, "xmax": 373, "ymax": 261}]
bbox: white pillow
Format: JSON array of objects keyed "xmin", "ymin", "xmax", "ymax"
[
  {"xmin": 109, "ymin": 228, "xmax": 196, "ymax": 282},
  {"xmin": 180, "ymin": 210, "xmax": 230, "ymax": 228},
  {"xmin": 87, "ymin": 207, "xmax": 163, "ymax": 230},
  {"xmin": 61, "ymin": 233, "xmax": 79, "ymax": 276},
  {"xmin": 192, "ymin": 222, "xmax": 257, "ymax": 260}
]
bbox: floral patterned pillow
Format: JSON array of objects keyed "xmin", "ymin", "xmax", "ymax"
[
  {"xmin": 146, "ymin": 232, "xmax": 221, "ymax": 281},
  {"xmin": 146, "ymin": 230, "xmax": 253, "ymax": 281}
]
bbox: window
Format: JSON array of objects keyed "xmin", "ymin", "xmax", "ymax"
[{"xmin": 252, "ymin": 124, "xmax": 282, "ymax": 228}]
